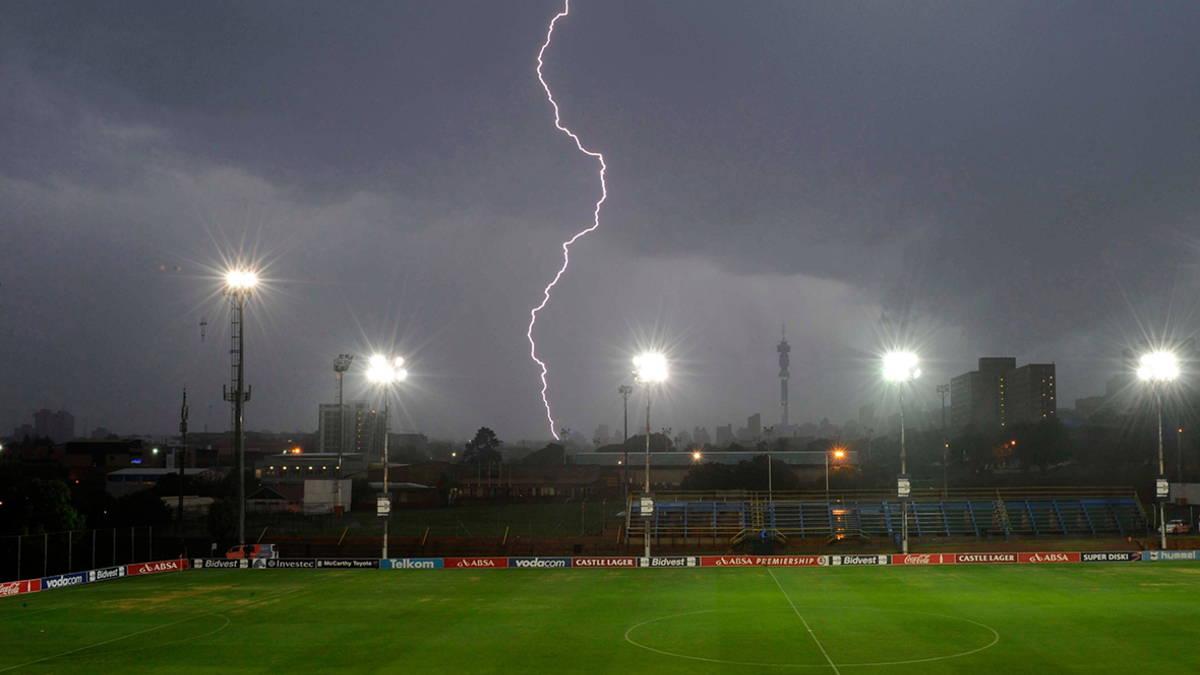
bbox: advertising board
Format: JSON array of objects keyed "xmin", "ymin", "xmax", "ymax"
[
  {"xmin": 314, "ymin": 559, "xmax": 380, "ymax": 569},
  {"xmin": 700, "ymin": 556, "xmax": 825, "ymax": 567},
  {"xmin": 1143, "ymin": 550, "xmax": 1199, "ymax": 562},
  {"xmin": 383, "ymin": 559, "xmax": 444, "ymax": 569},
  {"xmin": 444, "ymin": 558, "xmax": 509, "ymax": 569},
  {"xmin": 1018, "ymin": 552, "xmax": 1080, "ymax": 564},
  {"xmin": 266, "ymin": 559, "xmax": 317, "ymax": 569},
  {"xmin": 194, "ymin": 558, "xmax": 247, "ymax": 569},
  {"xmin": 40, "ymin": 572, "xmax": 89, "ymax": 590},
  {"xmin": 88, "ymin": 566, "xmax": 126, "ymax": 582},
  {"xmin": 951, "ymin": 553, "xmax": 1017, "ymax": 564},
  {"xmin": 891, "ymin": 554, "xmax": 950, "ymax": 565},
  {"xmin": 0, "ymin": 580, "xmax": 41, "ymax": 597},
  {"xmin": 1080, "ymin": 551, "xmax": 1141, "ymax": 563},
  {"xmin": 830, "ymin": 555, "xmax": 889, "ymax": 566},
  {"xmin": 508, "ymin": 557, "xmax": 571, "ymax": 569},
  {"xmin": 571, "ymin": 557, "xmax": 637, "ymax": 568},
  {"xmin": 128, "ymin": 560, "xmax": 189, "ymax": 575},
  {"xmin": 638, "ymin": 556, "xmax": 699, "ymax": 567}
]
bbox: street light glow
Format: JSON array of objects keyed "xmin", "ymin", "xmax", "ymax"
[
  {"xmin": 224, "ymin": 270, "xmax": 258, "ymax": 290},
  {"xmin": 1137, "ymin": 351, "xmax": 1179, "ymax": 382},
  {"xmin": 692, "ymin": 451, "xmax": 702, "ymax": 460},
  {"xmin": 834, "ymin": 449, "xmax": 845, "ymax": 459},
  {"xmin": 883, "ymin": 351, "xmax": 921, "ymax": 382},
  {"xmin": 633, "ymin": 352, "xmax": 668, "ymax": 383}
]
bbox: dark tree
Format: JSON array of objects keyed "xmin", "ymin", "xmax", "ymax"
[
  {"xmin": 522, "ymin": 443, "xmax": 565, "ymax": 465},
  {"xmin": 462, "ymin": 427, "xmax": 503, "ymax": 464}
]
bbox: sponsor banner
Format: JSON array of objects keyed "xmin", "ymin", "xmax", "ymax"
[
  {"xmin": 572, "ymin": 557, "xmax": 637, "ymax": 568},
  {"xmin": 638, "ymin": 556, "xmax": 699, "ymax": 568},
  {"xmin": 0, "ymin": 579, "xmax": 41, "ymax": 597},
  {"xmin": 194, "ymin": 558, "xmax": 248, "ymax": 569},
  {"xmin": 1019, "ymin": 552, "xmax": 1080, "ymax": 564},
  {"xmin": 952, "ymin": 553, "xmax": 1017, "ymax": 565},
  {"xmin": 1081, "ymin": 551, "xmax": 1142, "ymax": 563},
  {"xmin": 700, "ymin": 556, "xmax": 825, "ymax": 567},
  {"xmin": 314, "ymin": 559, "xmax": 380, "ymax": 569},
  {"xmin": 892, "ymin": 554, "xmax": 952, "ymax": 565},
  {"xmin": 266, "ymin": 559, "xmax": 317, "ymax": 569},
  {"xmin": 509, "ymin": 557, "xmax": 571, "ymax": 569},
  {"xmin": 831, "ymin": 555, "xmax": 890, "ymax": 566},
  {"xmin": 445, "ymin": 557, "xmax": 508, "ymax": 569},
  {"xmin": 128, "ymin": 559, "xmax": 189, "ymax": 575},
  {"xmin": 382, "ymin": 558, "xmax": 444, "ymax": 570},
  {"xmin": 41, "ymin": 572, "xmax": 89, "ymax": 590},
  {"xmin": 88, "ymin": 566, "xmax": 126, "ymax": 583},
  {"xmin": 1143, "ymin": 550, "xmax": 1199, "ymax": 562}
]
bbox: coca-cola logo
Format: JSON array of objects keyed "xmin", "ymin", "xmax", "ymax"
[
  {"xmin": 900, "ymin": 554, "xmax": 933, "ymax": 565},
  {"xmin": 0, "ymin": 582, "xmax": 23, "ymax": 596}
]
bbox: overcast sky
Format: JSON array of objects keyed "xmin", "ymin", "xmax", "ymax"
[{"xmin": 3, "ymin": 1, "xmax": 1199, "ymax": 443}]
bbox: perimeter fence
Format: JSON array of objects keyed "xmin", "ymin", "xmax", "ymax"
[{"xmin": 0, "ymin": 526, "xmax": 196, "ymax": 583}]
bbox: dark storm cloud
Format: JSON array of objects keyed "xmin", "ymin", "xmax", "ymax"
[{"xmin": 2, "ymin": 1, "xmax": 1199, "ymax": 439}]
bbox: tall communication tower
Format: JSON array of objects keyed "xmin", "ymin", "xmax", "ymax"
[
  {"xmin": 777, "ymin": 325, "xmax": 791, "ymax": 428},
  {"xmin": 333, "ymin": 353, "xmax": 354, "ymax": 514}
]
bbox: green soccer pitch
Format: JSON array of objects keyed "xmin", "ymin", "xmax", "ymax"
[{"xmin": 2, "ymin": 564, "xmax": 1199, "ymax": 674}]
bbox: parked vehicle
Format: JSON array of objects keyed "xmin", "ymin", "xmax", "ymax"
[
  {"xmin": 1159, "ymin": 520, "xmax": 1191, "ymax": 535},
  {"xmin": 226, "ymin": 544, "xmax": 280, "ymax": 559}
]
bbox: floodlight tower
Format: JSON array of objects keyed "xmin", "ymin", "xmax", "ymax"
[
  {"xmin": 178, "ymin": 388, "xmax": 188, "ymax": 535},
  {"xmin": 633, "ymin": 352, "xmax": 668, "ymax": 558},
  {"xmin": 777, "ymin": 326, "xmax": 791, "ymax": 428},
  {"xmin": 619, "ymin": 385, "xmax": 634, "ymax": 495},
  {"xmin": 367, "ymin": 354, "xmax": 407, "ymax": 559},
  {"xmin": 883, "ymin": 351, "xmax": 921, "ymax": 555},
  {"xmin": 223, "ymin": 269, "xmax": 256, "ymax": 546},
  {"xmin": 333, "ymin": 354, "xmax": 354, "ymax": 515},
  {"xmin": 1138, "ymin": 350, "xmax": 1178, "ymax": 551}
]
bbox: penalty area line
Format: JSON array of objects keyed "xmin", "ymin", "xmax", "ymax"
[{"xmin": 767, "ymin": 568, "xmax": 842, "ymax": 675}]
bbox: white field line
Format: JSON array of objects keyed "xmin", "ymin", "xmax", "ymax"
[{"xmin": 768, "ymin": 568, "xmax": 842, "ymax": 675}]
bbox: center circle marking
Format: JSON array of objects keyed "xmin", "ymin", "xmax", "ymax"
[{"xmin": 624, "ymin": 605, "xmax": 1000, "ymax": 668}]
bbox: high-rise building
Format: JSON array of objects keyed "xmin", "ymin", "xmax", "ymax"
[
  {"xmin": 950, "ymin": 358, "xmax": 1016, "ymax": 429},
  {"xmin": 715, "ymin": 424, "xmax": 733, "ymax": 446},
  {"xmin": 1006, "ymin": 364, "xmax": 1057, "ymax": 425},
  {"xmin": 777, "ymin": 326, "xmax": 791, "ymax": 428},
  {"xmin": 747, "ymin": 413, "xmax": 761, "ymax": 440},
  {"xmin": 32, "ymin": 409, "xmax": 75, "ymax": 443}
]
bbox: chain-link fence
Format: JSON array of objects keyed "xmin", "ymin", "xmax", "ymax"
[{"xmin": 0, "ymin": 527, "xmax": 198, "ymax": 582}]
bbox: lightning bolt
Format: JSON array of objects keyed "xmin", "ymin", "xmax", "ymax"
[{"xmin": 528, "ymin": 0, "xmax": 607, "ymax": 441}]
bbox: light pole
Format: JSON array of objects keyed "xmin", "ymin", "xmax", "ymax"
[
  {"xmin": 937, "ymin": 384, "xmax": 950, "ymax": 499},
  {"xmin": 367, "ymin": 354, "xmax": 408, "ymax": 560},
  {"xmin": 633, "ymin": 352, "xmax": 668, "ymax": 558},
  {"xmin": 178, "ymin": 389, "xmax": 188, "ymax": 536},
  {"xmin": 223, "ymin": 269, "xmax": 256, "ymax": 547},
  {"xmin": 826, "ymin": 448, "xmax": 845, "ymax": 503},
  {"xmin": 884, "ymin": 351, "xmax": 921, "ymax": 555},
  {"xmin": 764, "ymin": 426, "xmax": 774, "ymax": 504},
  {"xmin": 619, "ymin": 385, "xmax": 633, "ymax": 495},
  {"xmin": 334, "ymin": 354, "xmax": 354, "ymax": 515},
  {"xmin": 1138, "ymin": 351, "xmax": 1178, "ymax": 551}
]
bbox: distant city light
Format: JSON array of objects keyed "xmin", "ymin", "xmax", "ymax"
[
  {"xmin": 883, "ymin": 352, "xmax": 921, "ymax": 382},
  {"xmin": 1137, "ymin": 351, "xmax": 1179, "ymax": 382}
]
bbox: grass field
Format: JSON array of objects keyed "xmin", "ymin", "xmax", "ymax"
[{"xmin": 2, "ymin": 564, "xmax": 1199, "ymax": 674}]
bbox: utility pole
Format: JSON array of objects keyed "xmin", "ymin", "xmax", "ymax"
[
  {"xmin": 937, "ymin": 383, "xmax": 950, "ymax": 498},
  {"xmin": 334, "ymin": 354, "xmax": 354, "ymax": 515},
  {"xmin": 178, "ymin": 389, "xmax": 188, "ymax": 536},
  {"xmin": 619, "ymin": 385, "xmax": 633, "ymax": 495}
]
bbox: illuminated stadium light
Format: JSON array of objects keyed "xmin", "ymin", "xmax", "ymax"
[
  {"xmin": 1137, "ymin": 351, "xmax": 1179, "ymax": 382},
  {"xmin": 633, "ymin": 352, "xmax": 668, "ymax": 384},
  {"xmin": 883, "ymin": 351, "xmax": 921, "ymax": 382}
]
